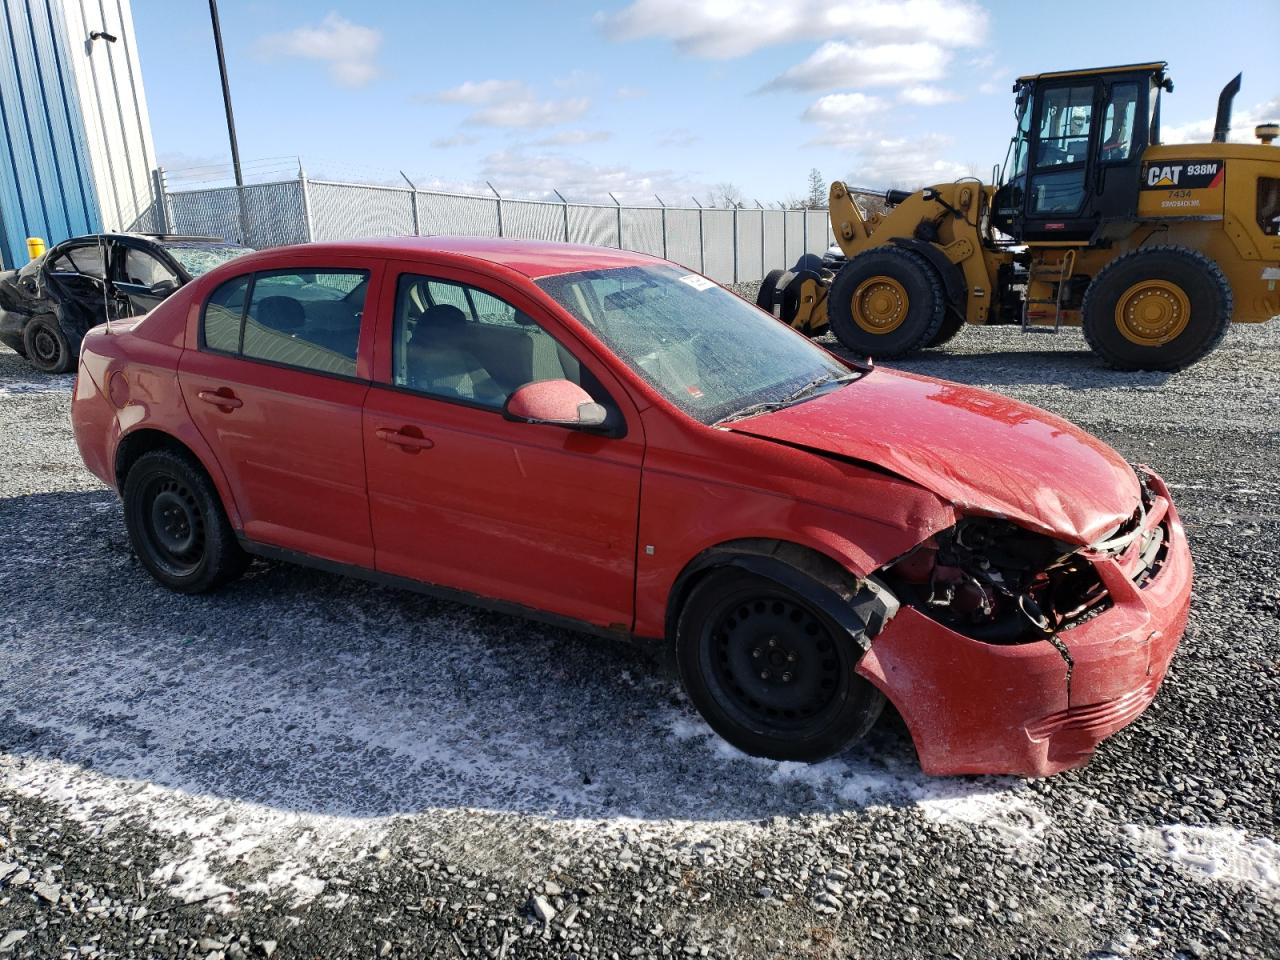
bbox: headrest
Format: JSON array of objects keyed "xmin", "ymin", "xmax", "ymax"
[
  {"xmin": 422, "ymin": 304, "xmax": 468, "ymax": 328},
  {"xmin": 255, "ymin": 296, "xmax": 304, "ymax": 331}
]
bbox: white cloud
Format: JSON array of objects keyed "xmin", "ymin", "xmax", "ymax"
[
  {"xmin": 601, "ymin": 0, "xmax": 986, "ymax": 58},
  {"xmin": 657, "ymin": 128, "xmax": 701, "ymax": 147},
  {"xmin": 529, "ymin": 129, "xmax": 613, "ymax": 146},
  {"xmin": 1162, "ymin": 95, "xmax": 1280, "ymax": 144},
  {"xmin": 468, "ymin": 97, "xmax": 591, "ymax": 129},
  {"xmin": 899, "ymin": 85, "xmax": 960, "ymax": 105},
  {"xmin": 823, "ymin": 132, "xmax": 968, "ymax": 188},
  {"xmin": 480, "ymin": 149, "xmax": 705, "ymax": 204},
  {"xmin": 802, "ymin": 92, "xmax": 887, "ymax": 123},
  {"xmin": 615, "ymin": 85, "xmax": 648, "ymax": 99},
  {"xmin": 260, "ymin": 13, "xmax": 381, "ymax": 88},
  {"xmin": 766, "ymin": 40, "xmax": 949, "ymax": 91},
  {"xmin": 431, "ymin": 133, "xmax": 480, "ymax": 149},
  {"xmin": 432, "ymin": 80, "xmax": 591, "ymax": 129},
  {"xmin": 435, "ymin": 79, "xmax": 527, "ymax": 105}
]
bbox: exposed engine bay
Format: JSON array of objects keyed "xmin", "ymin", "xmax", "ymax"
[{"xmin": 879, "ymin": 473, "xmax": 1170, "ymax": 645}]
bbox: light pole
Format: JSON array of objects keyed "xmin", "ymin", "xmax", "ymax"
[
  {"xmin": 208, "ymin": 0, "xmax": 242, "ymax": 189},
  {"xmin": 208, "ymin": 0, "xmax": 247, "ymax": 241}
]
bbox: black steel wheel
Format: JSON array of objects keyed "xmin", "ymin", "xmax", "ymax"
[
  {"xmin": 122, "ymin": 448, "xmax": 248, "ymax": 592},
  {"xmin": 676, "ymin": 568, "xmax": 884, "ymax": 762},
  {"xmin": 22, "ymin": 314, "xmax": 73, "ymax": 373}
]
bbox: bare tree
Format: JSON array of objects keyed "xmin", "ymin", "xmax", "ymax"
[
  {"xmin": 711, "ymin": 182, "xmax": 745, "ymax": 209},
  {"xmin": 806, "ymin": 168, "xmax": 827, "ymax": 208}
]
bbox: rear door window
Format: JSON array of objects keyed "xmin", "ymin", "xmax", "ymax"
[
  {"xmin": 122, "ymin": 248, "xmax": 178, "ymax": 288},
  {"xmin": 200, "ymin": 268, "xmax": 369, "ymax": 377}
]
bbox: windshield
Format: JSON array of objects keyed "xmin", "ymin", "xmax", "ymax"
[
  {"xmin": 536, "ymin": 265, "xmax": 854, "ymax": 425},
  {"xmin": 161, "ymin": 242, "xmax": 253, "ymax": 278}
]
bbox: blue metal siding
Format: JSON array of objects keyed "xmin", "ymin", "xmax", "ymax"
[{"xmin": 0, "ymin": 0, "xmax": 99, "ymax": 267}]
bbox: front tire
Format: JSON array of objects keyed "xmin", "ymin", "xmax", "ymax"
[
  {"xmin": 676, "ymin": 569, "xmax": 884, "ymax": 762},
  {"xmin": 122, "ymin": 448, "xmax": 248, "ymax": 593},
  {"xmin": 827, "ymin": 246, "xmax": 946, "ymax": 357},
  {"xmin": 22, "ymin": 314, "xmax": 73, "ymax": 373},
  {"xmin": 1081, "ymin": 245, "xmax": 1232, "ymax": 371}
]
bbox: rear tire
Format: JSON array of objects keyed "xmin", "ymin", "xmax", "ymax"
[
  {"xmin": 828, "ymin": 246, "xmax": 946, "ymax": 357},
  {"xmin": 1081, "ymin": 245, "xmax": 1232, "ymax": 371},
  {"xmin": 927, "ymin": 310, "xmax": 965, "ymax": 348},
  {"xmin": 756, "ymin": 269, "xmax": 785, "ymax": 317},
  {"xmin": 122, "ymin": 448, "xmax": 248, "ymax": 593},
  {"xmin": 22, "ymin": 314, "xmax": 73, "ymax": 373},
  {"xmin": 676, "ymin": 568, "xmax": 885, "ymax": 762}
]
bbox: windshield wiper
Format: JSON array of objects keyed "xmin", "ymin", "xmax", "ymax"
[{"xmin": 714, "ymin": 372, "xmax": 859, "ymax": 426}]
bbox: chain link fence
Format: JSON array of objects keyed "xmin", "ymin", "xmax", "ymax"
[{"xmin": 158, "ymin": 172, "xmax": 846, "ymax": 284}]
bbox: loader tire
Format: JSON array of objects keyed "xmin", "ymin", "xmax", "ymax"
[
  {"xmin": 828, "ymin": 247, "xmax": 946, "ymax": 358},
  {"xmin": 927, "ymin": 310, "xmax": 966, "ymax": 348},
  {"xmin": 757, "ymin": 269, "xmax": 785, "ymax": 317},
  {"xmin": 1081, "ymin": 245, "xmax": 1232, "ymax": 372}
]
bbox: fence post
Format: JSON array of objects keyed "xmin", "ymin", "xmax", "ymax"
[
  {"xmin": 654, "ymin": 195, "xmax": 668, "ymax": 261},
  {"xmin": 553, "ymin": 189, "xmax": 570, "ymax": 242},
  {"xmin": 802, "ymin": 207, "xmax": 808, "ymax": 257},
  {"xmin": 401, "ymin": 171, "xmax": 420, "ymax": 236},
  {"xmin": 692, "ymin": 196, "xmax": 705, "ymax": 275},
  {"xmin": 609, "ymin": 193, "xmax": 622, "ymax": 249},
  {"xmin": 299, "ymin": 161, "xmax": 314, "ymax": 242},
  {"xmin": 150, "ymin": 167, "xmax": 171, "ymax": 233},
  {"xmin": 779, "ymin": 201, "xmax": 786, "ymax": 265},
  {"xmin": 486, "ymin": 181, "xmax": 503, "ymax": 237},
  {"xmin": 756, "ymin": 200, "xmax": 765, "ymax": 276},
  {"xmin": 732, "ymin": 206, "xmax": 739, "ymax": 284}
]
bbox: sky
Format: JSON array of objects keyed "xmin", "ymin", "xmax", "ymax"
[{"xmin": 133, "ymin": 0, "xmax": 1280, "ymax": 204}]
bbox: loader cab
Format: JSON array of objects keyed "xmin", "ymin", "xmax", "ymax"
[{"xmin": 993, "ymin": 63, "xmax": 1168, "ymax": 242}]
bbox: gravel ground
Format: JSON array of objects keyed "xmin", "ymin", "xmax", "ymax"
[{"xmin": 1, "ymin": 300, "xmax": 1278, "ymax": 959}]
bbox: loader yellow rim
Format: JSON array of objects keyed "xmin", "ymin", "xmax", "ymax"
[
  {"xmin": 1115, "ymin": 279, "xmax": 1191, "ymax": 346},
  {"xmin": 851, "ymin": 276, "xmax": 909, "ymax": 334}
]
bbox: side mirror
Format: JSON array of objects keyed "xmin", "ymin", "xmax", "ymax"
[
  {"xmin": 503, "ymin": 379, "xmax": 616, "ymax": 434},
  {"xmin": 148, "ymin": 278, "xmax": 178, "ymax": 297}
]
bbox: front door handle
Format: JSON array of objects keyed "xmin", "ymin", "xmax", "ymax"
[
  {"xmin": 197, "ymin": 388, "xmax": 243, "ymax": 411},
  {"xmin": 375, "ymin": 426, "xmax": 435, "ymax": 451}
]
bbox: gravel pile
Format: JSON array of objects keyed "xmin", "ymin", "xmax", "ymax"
[{"xmin": 1, "ymin": 304, "xmax": 1277, "ymax": 959}]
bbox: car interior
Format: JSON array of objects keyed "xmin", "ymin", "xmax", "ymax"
[{"xmin": 393, "ymin": 276, "xmax": 599, "ymax": 408}]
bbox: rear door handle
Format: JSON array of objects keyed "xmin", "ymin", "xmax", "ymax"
[
  {"xmin": 375, "ymin": 426, "xmax": 434, "ymax": 450},
  {"xmin": 197, "ymin": 389, "xmax": 243, "ymax": 410}
]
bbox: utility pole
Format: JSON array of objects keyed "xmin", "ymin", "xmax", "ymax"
[{"xmin": 208, "ymin": 0, "xmax": 242, "ymax": 188}]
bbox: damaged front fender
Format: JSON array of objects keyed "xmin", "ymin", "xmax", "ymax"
[{"xmin": 857, "ymin": 470, "xmax": 1192, "ymax": 777}]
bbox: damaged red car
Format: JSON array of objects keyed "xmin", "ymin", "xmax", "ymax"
[{"xmin": 70, "ymin": 238, "xmax": 1192, "ymax": 777}]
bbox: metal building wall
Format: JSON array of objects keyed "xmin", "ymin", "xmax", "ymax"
[{"xmin": 0, "ymin": 0, "xmax": 156, "ymax": 267}]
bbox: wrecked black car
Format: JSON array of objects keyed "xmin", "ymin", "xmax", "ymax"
[{"xmin": 0, "ymin": 233, "xmax": 253, "ymax": 373}]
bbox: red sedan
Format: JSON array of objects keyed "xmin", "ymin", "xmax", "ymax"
[{"xmin": 70, "ymin": 238, "xmax": 1192, "ymax": 777}]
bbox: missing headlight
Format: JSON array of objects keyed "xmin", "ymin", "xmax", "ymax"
[{"xmin": 880, "ymin": 517, "xmax": 1110, "ymax": 644}]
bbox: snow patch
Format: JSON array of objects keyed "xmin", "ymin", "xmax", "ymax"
[
  {"xmin": 663, "ymin": 712, "xmax": 1050, "ymax": 845},
  {"xmin": 1125, "ymin": 824, "xmax": 1280, "ymax": 898},
  {"xmin": 0, "ymin": 375, "xmax": 73, "ymax": 396}
]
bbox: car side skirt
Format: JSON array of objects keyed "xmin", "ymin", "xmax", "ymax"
[{"xmin": 238, "ymin": 538, "xmax": 638, "ymax": 647}]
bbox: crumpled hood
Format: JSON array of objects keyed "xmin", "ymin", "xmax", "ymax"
[{"xmin": 728, "ymin": 369, "xmax": 1140, "ymax": 545}]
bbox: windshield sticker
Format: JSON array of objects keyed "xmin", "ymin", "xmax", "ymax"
[{"xmin": 678, "ymin": 274, "xmax": 716, "ymax": 292}]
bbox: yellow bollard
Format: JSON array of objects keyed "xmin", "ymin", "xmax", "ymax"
[{"xmin": 26, "ymin": 237, "xmax": 46, "ymax": 260}]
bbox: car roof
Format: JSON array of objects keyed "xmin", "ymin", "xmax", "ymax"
[
  {"xmin": 60, "ymin": 232, "xmax": 241, "ymax": 245},
  {"xmin": 242, "ymin": 236, "xmax": 668, "ymax": 279}
]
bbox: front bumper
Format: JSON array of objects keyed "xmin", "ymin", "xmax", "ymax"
[
  {"xmin": 856, "ymin": 469, "xmax": 1192, "ymax": 777},
  {"xmin": 0, "ymin": 308, "xmax": 26, "ymax": 352}
]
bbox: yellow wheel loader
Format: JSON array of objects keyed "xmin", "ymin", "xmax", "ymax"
[{"xmin": 759, "ymin": 63, "xmax": 1280, "ymax": 370}]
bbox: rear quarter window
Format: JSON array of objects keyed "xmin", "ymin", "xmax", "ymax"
[{"xmin": 202, "ymin": 275, "xmax": 250, "ymax": 352}]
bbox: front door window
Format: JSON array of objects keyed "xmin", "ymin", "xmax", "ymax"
[{"xmin": 1031, "ymin": 84, "xmax": 1095, "ymax": 216}]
